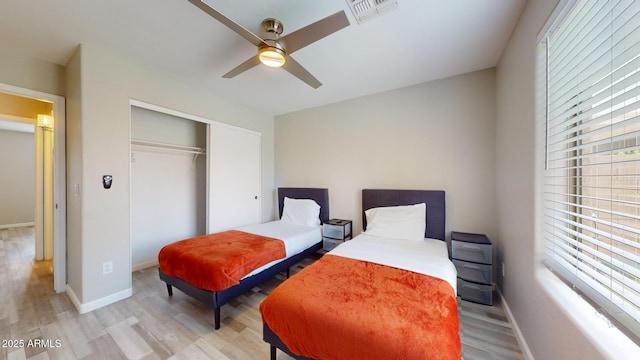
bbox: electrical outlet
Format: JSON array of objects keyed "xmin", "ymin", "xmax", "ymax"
[
  {"xmin": 103, "ymin": 261, "xmax": 113, "ymax": 275},
  {"xmin": 502, "ymin": 262, "xmax": 505, "ymax": 278}
]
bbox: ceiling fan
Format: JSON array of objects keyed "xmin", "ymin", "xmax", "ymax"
[{"xmin": 187, "ymin": 0, "xmax": 350, "ymax": 89}]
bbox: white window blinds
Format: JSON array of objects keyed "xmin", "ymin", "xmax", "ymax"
[{"xmin": 541, "ymin": 0, "xmax": 640, "ymax": 340}]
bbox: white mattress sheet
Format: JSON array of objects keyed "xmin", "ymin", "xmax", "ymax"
[
  {"xmin": 237, "ymin": 220, "xmax": 321, "ymax": 278},
  {"xmin": 328, "ymin": 233, "xmax": 458, "ymax": 294}
]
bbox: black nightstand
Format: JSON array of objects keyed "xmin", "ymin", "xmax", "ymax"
[
  {"xmin": 451, "ymin": 231, "xmax": 493, "ymax": 305},
  {"xmin": 322, "ymin": 219, "xmax": 352, "ymax": 251}
]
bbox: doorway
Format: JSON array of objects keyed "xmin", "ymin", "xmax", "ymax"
[{"xmin": 0, "ymin": 83, "xmax": 66, "ymax": 293}]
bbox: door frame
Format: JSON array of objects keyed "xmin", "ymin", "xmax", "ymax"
[{"xmin": 0, "ymin": 83, "xmax": 66, "ymax": 293}]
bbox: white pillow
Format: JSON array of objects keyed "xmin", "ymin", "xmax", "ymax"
[
  {"xmin": 281, "ymin": 197, "xmax": 321, "ymax": 227},
  {"xmin": 364, "ymin": 203, "xmax": 426, "ymax": 241}
]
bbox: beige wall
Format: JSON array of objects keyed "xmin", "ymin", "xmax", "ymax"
[
  {"xmin": 0, "ymin": 50, "xmax": 65, "ymax": 96},
  {"xmin": 496, "ymin": 0, "xmax": 612, "ymax": 358},
  {"xmin": 0, "ymin": 130, "xmax": 35, "ymax": 226},
  {"xmin": 65, "ymin": 44, "xmax": 275, "ymax": 306},
  {"xmin": 275, "ymin": 69, "xmax": 497, "ymax": 242}
]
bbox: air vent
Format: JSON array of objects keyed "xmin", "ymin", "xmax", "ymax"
[{"xmin": 346, "ymin": 0, "xmax": 399, "ymax": 24}]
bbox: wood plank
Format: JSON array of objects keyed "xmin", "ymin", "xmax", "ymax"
[
  {"xmin": 1, "ymin": 226, "xmax": 524, "ymax": 360},
  {"xmin": 106, "ymin": 317, "xmax": 154, "ymax": 359}
]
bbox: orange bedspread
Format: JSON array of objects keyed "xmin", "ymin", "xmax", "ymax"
[
  {"xmin": 158, "ymin": 230, "xmax": 286, "ymax": 292},
  {"xmin": 260, "ymin": 254, "xmax": 460, "ymax": 360}
]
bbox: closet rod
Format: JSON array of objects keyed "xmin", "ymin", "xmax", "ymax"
[{"xmin": 131, "ymin": 139, "xmax": 206, "ymax": 155}]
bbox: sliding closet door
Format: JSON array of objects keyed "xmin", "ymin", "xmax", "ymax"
[{"xmin": 208, "ymin": 122, "xmax": 261, "ymax": 232}]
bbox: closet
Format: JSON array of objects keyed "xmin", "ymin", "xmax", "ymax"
[{"xmin": 130, "ymin": 104, "xmax": 261, "ymax": 271}]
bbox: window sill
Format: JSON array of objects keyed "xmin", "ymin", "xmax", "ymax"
[{"xmin": 536, "ymin": 268, "xmax": 640, "ymax": 358}]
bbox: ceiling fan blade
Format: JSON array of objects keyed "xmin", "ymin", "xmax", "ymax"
[
  {"xmin": 282, "ymin": 56, "xmax": 322, "ymax": 89},
  {"xmin": 187, "ymin": 0, "xmax": 268, "ymax": 47},
  {"xmin": 280, "ymin": 10, "xmax": 350, "ymax": 54},
  {"xmin": 222, "ymin": 55, "xmax": 262, "ymax": 78}
]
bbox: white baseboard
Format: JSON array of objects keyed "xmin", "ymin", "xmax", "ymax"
[
  {"xmin": 498, "ymin": 289, "xmax": 535, "ymax": 360},
  {"xmin": 66, "ymin": 284, "xmax": 132, "ymax": 314},
  {"xmin": 132, "ymin": 259, "xmax": 158, "ymax": 272},
  {"xmin": 0, "ymin": 222, "xmax": 35, "ymax": 230}
]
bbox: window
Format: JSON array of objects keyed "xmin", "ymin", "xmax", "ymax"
[{"xmin": 540, "ymin": 0, "xmax": 640, "ymax": 341}]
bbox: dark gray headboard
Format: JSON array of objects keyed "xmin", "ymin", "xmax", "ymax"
[
  {"xmin": 278, "ymin": 187, "xmax": 330, "ymax": 224},
  {"xmin": 362, "ymin": 189, "xmax": 446, "ymax": 240}
]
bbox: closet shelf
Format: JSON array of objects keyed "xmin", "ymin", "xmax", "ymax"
[
  {"xmin": 131, "ymin": 139, "xmax": 206, "ymax": 162},
  {"xmin": 131, "ymin": 139, "xmax": 206, "ymax": 154}
]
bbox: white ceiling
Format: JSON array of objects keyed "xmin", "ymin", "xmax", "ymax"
[{"xmin": 0, "ymin": 0, "xmax": 525, "ymax": 116}]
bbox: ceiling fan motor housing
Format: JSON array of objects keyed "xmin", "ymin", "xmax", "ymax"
[
  {"xmin": 259, "ymin": 18, "xmax": 287, "ymax": 66},
  {"xmin": 261, "ymin": 18, "xmax": 284, "ymax": 39}
]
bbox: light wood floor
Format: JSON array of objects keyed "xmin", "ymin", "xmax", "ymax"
[{"xmin": 1, "ymin": 226, "xmax": 524, "ymax": 360}]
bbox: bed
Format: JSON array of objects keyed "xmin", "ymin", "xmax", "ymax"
[
  {"xmin": 158, "ymin": 187, "xmax": 329, "ymax": 330},
  {"xmin": 260, "ymin": 189, "xmax": 461, "ymax": 360}
]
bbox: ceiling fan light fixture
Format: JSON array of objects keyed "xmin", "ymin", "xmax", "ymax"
[{"xmin": 259, "ymin": 47, "xmax": 286, "ymax": 68}]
